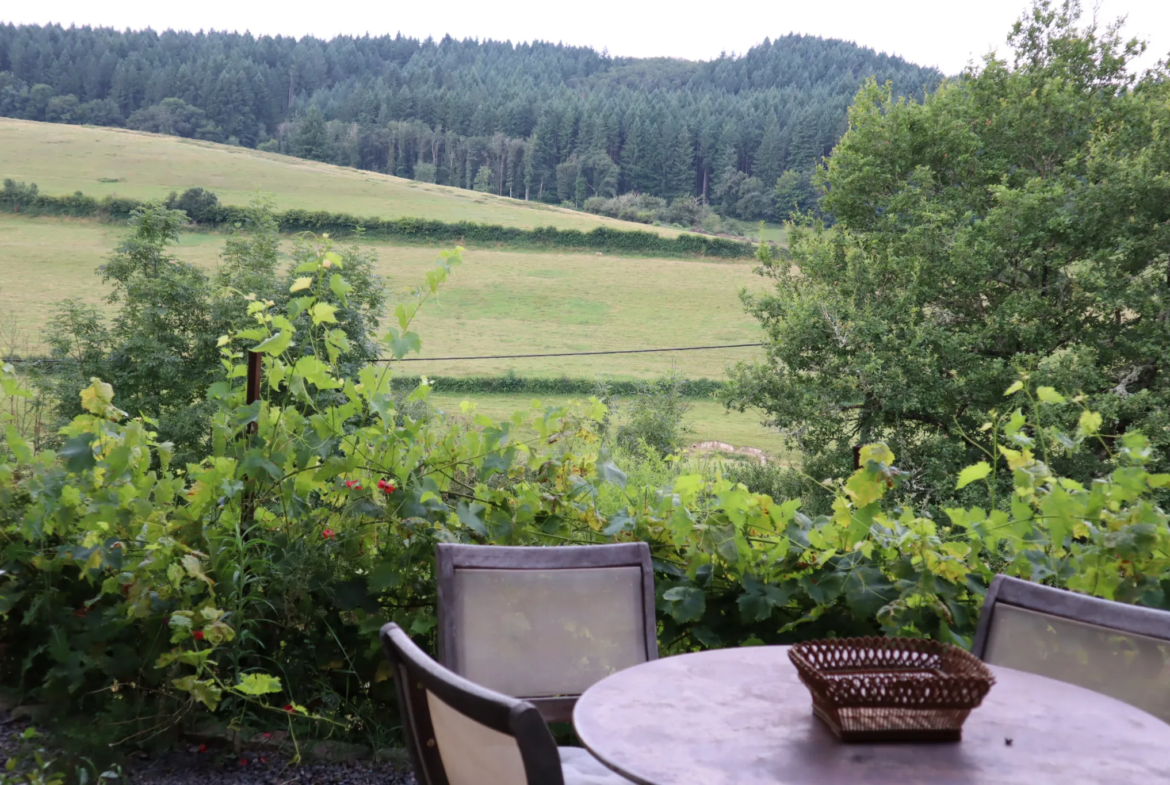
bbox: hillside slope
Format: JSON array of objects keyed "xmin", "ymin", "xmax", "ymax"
[{"xmin": 0, "ymin": 119, "xmax": 679, "ymax": 234}]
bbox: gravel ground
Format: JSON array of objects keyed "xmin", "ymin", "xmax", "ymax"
[{"xmin": 0, "ymin": 718, "xmax": 416, "ymax": 785}]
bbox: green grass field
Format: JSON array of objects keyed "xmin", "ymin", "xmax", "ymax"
[
  {"xmin": 0, "ymin": 119, "xmax": 679, "ymax": 236},
  {"xmin": 428, "ymin": 393, "xmax": 790, "ymax": 457},
  {"xmin": 0, "ymin": 213, "xmax": 765, "ymax": 379},
  {"xmin": 0, "ymin": 121, "xmax": 789, "ymax": 453}
]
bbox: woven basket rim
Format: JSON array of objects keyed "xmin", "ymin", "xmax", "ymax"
[{"xmin": 788, "ymin": 637, "xmax": 996, "ymax": 711}]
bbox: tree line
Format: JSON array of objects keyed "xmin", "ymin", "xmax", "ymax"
[{"xmin": 0, "ymin": 25, "xmax": 941, "ymax": 221}]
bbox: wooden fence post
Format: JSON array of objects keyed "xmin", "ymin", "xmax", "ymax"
[
  {"xmin": 243, "ymin": 351, "xmax": 262, "ymax": 522},
  {"xmin": 245, "ymin": 351, "xmax": 262, "ymax": 435}
]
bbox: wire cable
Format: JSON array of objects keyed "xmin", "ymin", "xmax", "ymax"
[
  {"xmin": 5, "ymin": 342, "xmax": 763, "ymax": 366},
  {"xmin": 383, "ymin": 343, "xmax": 763, "ymax": 362}
]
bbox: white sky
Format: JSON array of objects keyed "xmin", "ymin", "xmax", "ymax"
[{"xmin": 3, "ymin": 0, "xmax": 1167, "ymax": 76}]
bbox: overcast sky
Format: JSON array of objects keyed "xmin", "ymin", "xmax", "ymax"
[{"xmin": 4, "ymin": 0, "xmax": 1167, "ymax": 76}]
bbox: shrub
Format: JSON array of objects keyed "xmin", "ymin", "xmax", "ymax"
[
  {"xmin": 612, "ymin": 375, "xmax": 693, "ymax": 457},
  {"xmin": 2, "ymin": 253, "xmax": 1169, "ymax": 768},
  {"xmin": 0, "ymin": 184, "xmax": 755, "ymax": 259},
  {"xmin": 165, "ymin": 187, "xmax": 220, "ymax": 224}
]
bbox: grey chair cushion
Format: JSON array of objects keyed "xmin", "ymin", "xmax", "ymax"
[{"xmin": 559, "ymin": 746, "xmax": 634, "ymax": 785}]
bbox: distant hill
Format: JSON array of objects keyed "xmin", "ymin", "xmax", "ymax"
[
  {"xmin": 0, "ymin": 118, "xmax": 682, "ymax": 235},
  {"xmin": 0, "ymin": 26, "xmax": 942, "ymax": 221}
]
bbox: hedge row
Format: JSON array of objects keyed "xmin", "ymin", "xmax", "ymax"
[
  {"xmin": 1, "ymin": 188, "xmax": 756, "ymax": 259},
  {"xmin": 5, "ymin": 357, "xmax": 725, "ymax": 399},
  {"xmin": 391, "ymin": 374, "xmax": 725, "ymax": 398}
]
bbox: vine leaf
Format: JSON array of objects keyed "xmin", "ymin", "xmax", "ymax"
[
  {"xmin": 956, "ymin": 461, "xmax": 991, "ymax": 489},
  {"xmin": 235, "ymin": 673, "xmax": 283, "ymax": 696},
  {"xmin": 662, "ymin": 586, "xmax": 706, "ymax": 623}
]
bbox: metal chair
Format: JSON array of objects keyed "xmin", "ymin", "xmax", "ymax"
[
  {"xmin": 435, "ymin": 542, "xmax": 658, "ymax": 723},
  {"xmin": 972, "ymin": 574, "xmax": 1170, "ymax": 723},
  {"xmin": 380, "ymin": 623, "xmax": 632, "ymax": 785}
]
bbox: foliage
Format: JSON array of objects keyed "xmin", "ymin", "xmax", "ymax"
[
  {"xmin": 41, "ymin": 199, "xmax": 387, "ymax": 464},
  {"xmin": 0, "ymin": 185, "xmax": 756, "ymax": 259},
  {"xmin": 612, "ymin": 374, "xmax": 694, "ymax": 457},
  {"xmin": 164, "ymin": 187, "xmax": 219, "ymax": 224},
  {"xmin": 0, "ymin": 27, "xmax": 940, "ymax": 217},
  {"xmin": 397, "ymin": 374, "xmax": 725, "ymax": 399},
  {"xmin": 1, "ymin": 178, "xmax": 37, "ymax": 210},
  {"xmin": 126, "ymin": 98, "xmax": 221, "ymax": 141},
  {"xmin": 3, "ymin": 246, "xmax": 1170, "ymax": 766},
  {"xmin": 0, "ymin": 727, "xmax": 121, "ymax": 785},
  {"xmin": 727, "ymin": 1, "xmax": 1170, "ymax": 505}
]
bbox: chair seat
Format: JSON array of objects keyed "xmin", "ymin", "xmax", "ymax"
[{"xmin": 559, "ymin": 746, "xmax": 634, "ymax": 785}]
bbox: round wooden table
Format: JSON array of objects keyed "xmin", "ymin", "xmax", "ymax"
[{"xmin": 573, "ymin": 646, "xmax": 1170, "ymax": 785}]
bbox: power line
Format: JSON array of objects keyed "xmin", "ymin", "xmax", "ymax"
[
  {"xmin": 383, "ymin": 343, "xmax": 764, "ymax": 362},
  {"xmin": 4, "ymin": 343, "xmax": 763, "ymax": 366}
]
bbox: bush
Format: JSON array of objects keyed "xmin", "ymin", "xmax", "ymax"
[
  {"xmin": 165, "ymin": 187, "xmax": 219, "ymax": 224},
  {"xmin": 0, "ymin": 183, "xmax": 756, "ymax": 259},
  {"xmin": 612, "ymin": 375, "xmax": 693, "ymax": 457},
  {"xmin": 2, "ymin": 248, "xmax": 1169, "ymax": 767}
]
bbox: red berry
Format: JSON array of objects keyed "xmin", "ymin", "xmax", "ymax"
[
  {"xmin": 322, "ymin": 528, "xmax": 335, "ymax": 539},
  {"xmin": 194, "ymin": 630, "xmax": 205, "ymax": 640},
  {"xmin": 238, "ymin": 757, "xmax": 248, "ymax": 766},
  {"xmin": 283, "ymin": 704, "xmax": 294, "ymax": 713},
  {"xmin": 198, "ymin": 744, "xmax": 207, "ymax": 753}
]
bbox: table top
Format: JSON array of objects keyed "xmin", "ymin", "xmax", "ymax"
[{"xmin": 573, "ymin": 645, "xmax": 1170, "ymax": 785}]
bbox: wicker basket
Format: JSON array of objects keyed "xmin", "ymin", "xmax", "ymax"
[{"xmin": 789, "ymin": 637, "xmax": 995, "ymax": 742}]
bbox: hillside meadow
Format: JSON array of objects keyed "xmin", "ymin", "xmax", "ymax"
[
  {"xmin": 0, "ymin": 213, "xmax": 764, "ymax": 380},
  {"xmin": 0, "ymin": 119, "xmax": 680, "ymax": 236}
]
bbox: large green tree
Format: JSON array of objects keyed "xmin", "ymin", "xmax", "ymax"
[{"xmin": 726, "ymin": 0, "xmax": 1170, "ymax": 501}]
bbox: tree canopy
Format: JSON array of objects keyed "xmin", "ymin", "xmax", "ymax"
[
  {"xmin": 0, "ymin": 26, "xmax": 940, "ymax": 219},
  {"xmin": 726, "ymin": 0, "xmax": 1170, "ymax": 502}
]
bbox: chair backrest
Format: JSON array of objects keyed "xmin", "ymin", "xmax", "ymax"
[
  {"xmin": 435, "ymin": 542, "xmax": 658, "ymax": 723},
  {"xmin": 379, "ymin": 623, "xmax": 564, "ymax": 785},
  {"xmin": 972, "ymin": 575, "xmax": 1170, "ymax": 723}
]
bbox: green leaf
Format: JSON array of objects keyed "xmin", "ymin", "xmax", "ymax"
[
  {"xmin": 596, "ymin": 451, "xmax": 627, "ymax": 490},
  {"xmin": 1036, "ymin": 386, "xmax": 1066, "ymax": 404},
  {"xmin": 252, "ymin": 329, "xmax": 292, "ymax": 356},
  {"xmin": 235, "ymin": 673, "xmax": 283, "ymax": 696},
  {"xmin": 367, "ymin": 561, "xmax": 402, "ymax": 592},
  {"xmin": 60, "ymin": 434, "xmax": 97, "ymax": 473},
  {"xmin": 662, "ymin": 586, "xmax": 706, "ymax": 623},
  {"xmin": 289, "ymin": 276, "xmax": 314, "ymax": 292},
  {"xmin": 4, "ymin": 425, "xmax": 31, "ymax": 464},
  {"xmin": 602, "ymin": 510, "xmax": 634, "ymax": 536},
  {"xmin": 843, "ymin": 566, "xmax": 897, "ymax": 617},
  {"xmin": 737, "ymin": 577, "xmax": 794, "ymax": 622},
  {"xmin": 455, "ymin": 502, "xmax": 488, "ymax": 537},
  {"xmin": 410, "ymin": 614, "xmax": 437, "ymax": 635},
  {"xmin": 293, "ymin": 356, "xmax": 341, "ymax": 390},
  {"xmin": 329, "ymin": 273, "xmax": 353, "ymax": 306},
  {"xmin": 1004, "ymin": 380, "xmax": 1024, "ymax": 396},
  {"xmin": 1077, "ymin": 410, "xmax": 1103, "ymax": 435},
  {"xmin": 956, "ymin": 461, "xmax": 992, "ymax": 489},
  {"xmin": 173, "ymin": 677, "xmax": 222, "ymax": 711},
  {"xmin": 310, "ymin": 302, "xmax": 338, "ymax": 325},
  {"xmin": 858, "ymin": 442, "xmax": 895, "ymax": 466},
  {"xmin": 799, "ymin": 570, "xmax": 847, "ymax": 606},
  {"xmin": 385, "ymin": 328, "xmax": 422, "ymax": 359}
]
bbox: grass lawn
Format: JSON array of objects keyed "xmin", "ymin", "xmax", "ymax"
[
  {"xmin": 0, "ymin": 118, "xmax": 679, "ymax": 236},
  {"xmin": 758, "ymin": 222, "xmax": 790, "ymax": 244},
  {"xmin": 428, "ymin": 392, "xmax": 790, "ymax": 458},
  {"xmin": 0, "ymin": 214, "xmax": 766, "ymax": 378}
]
